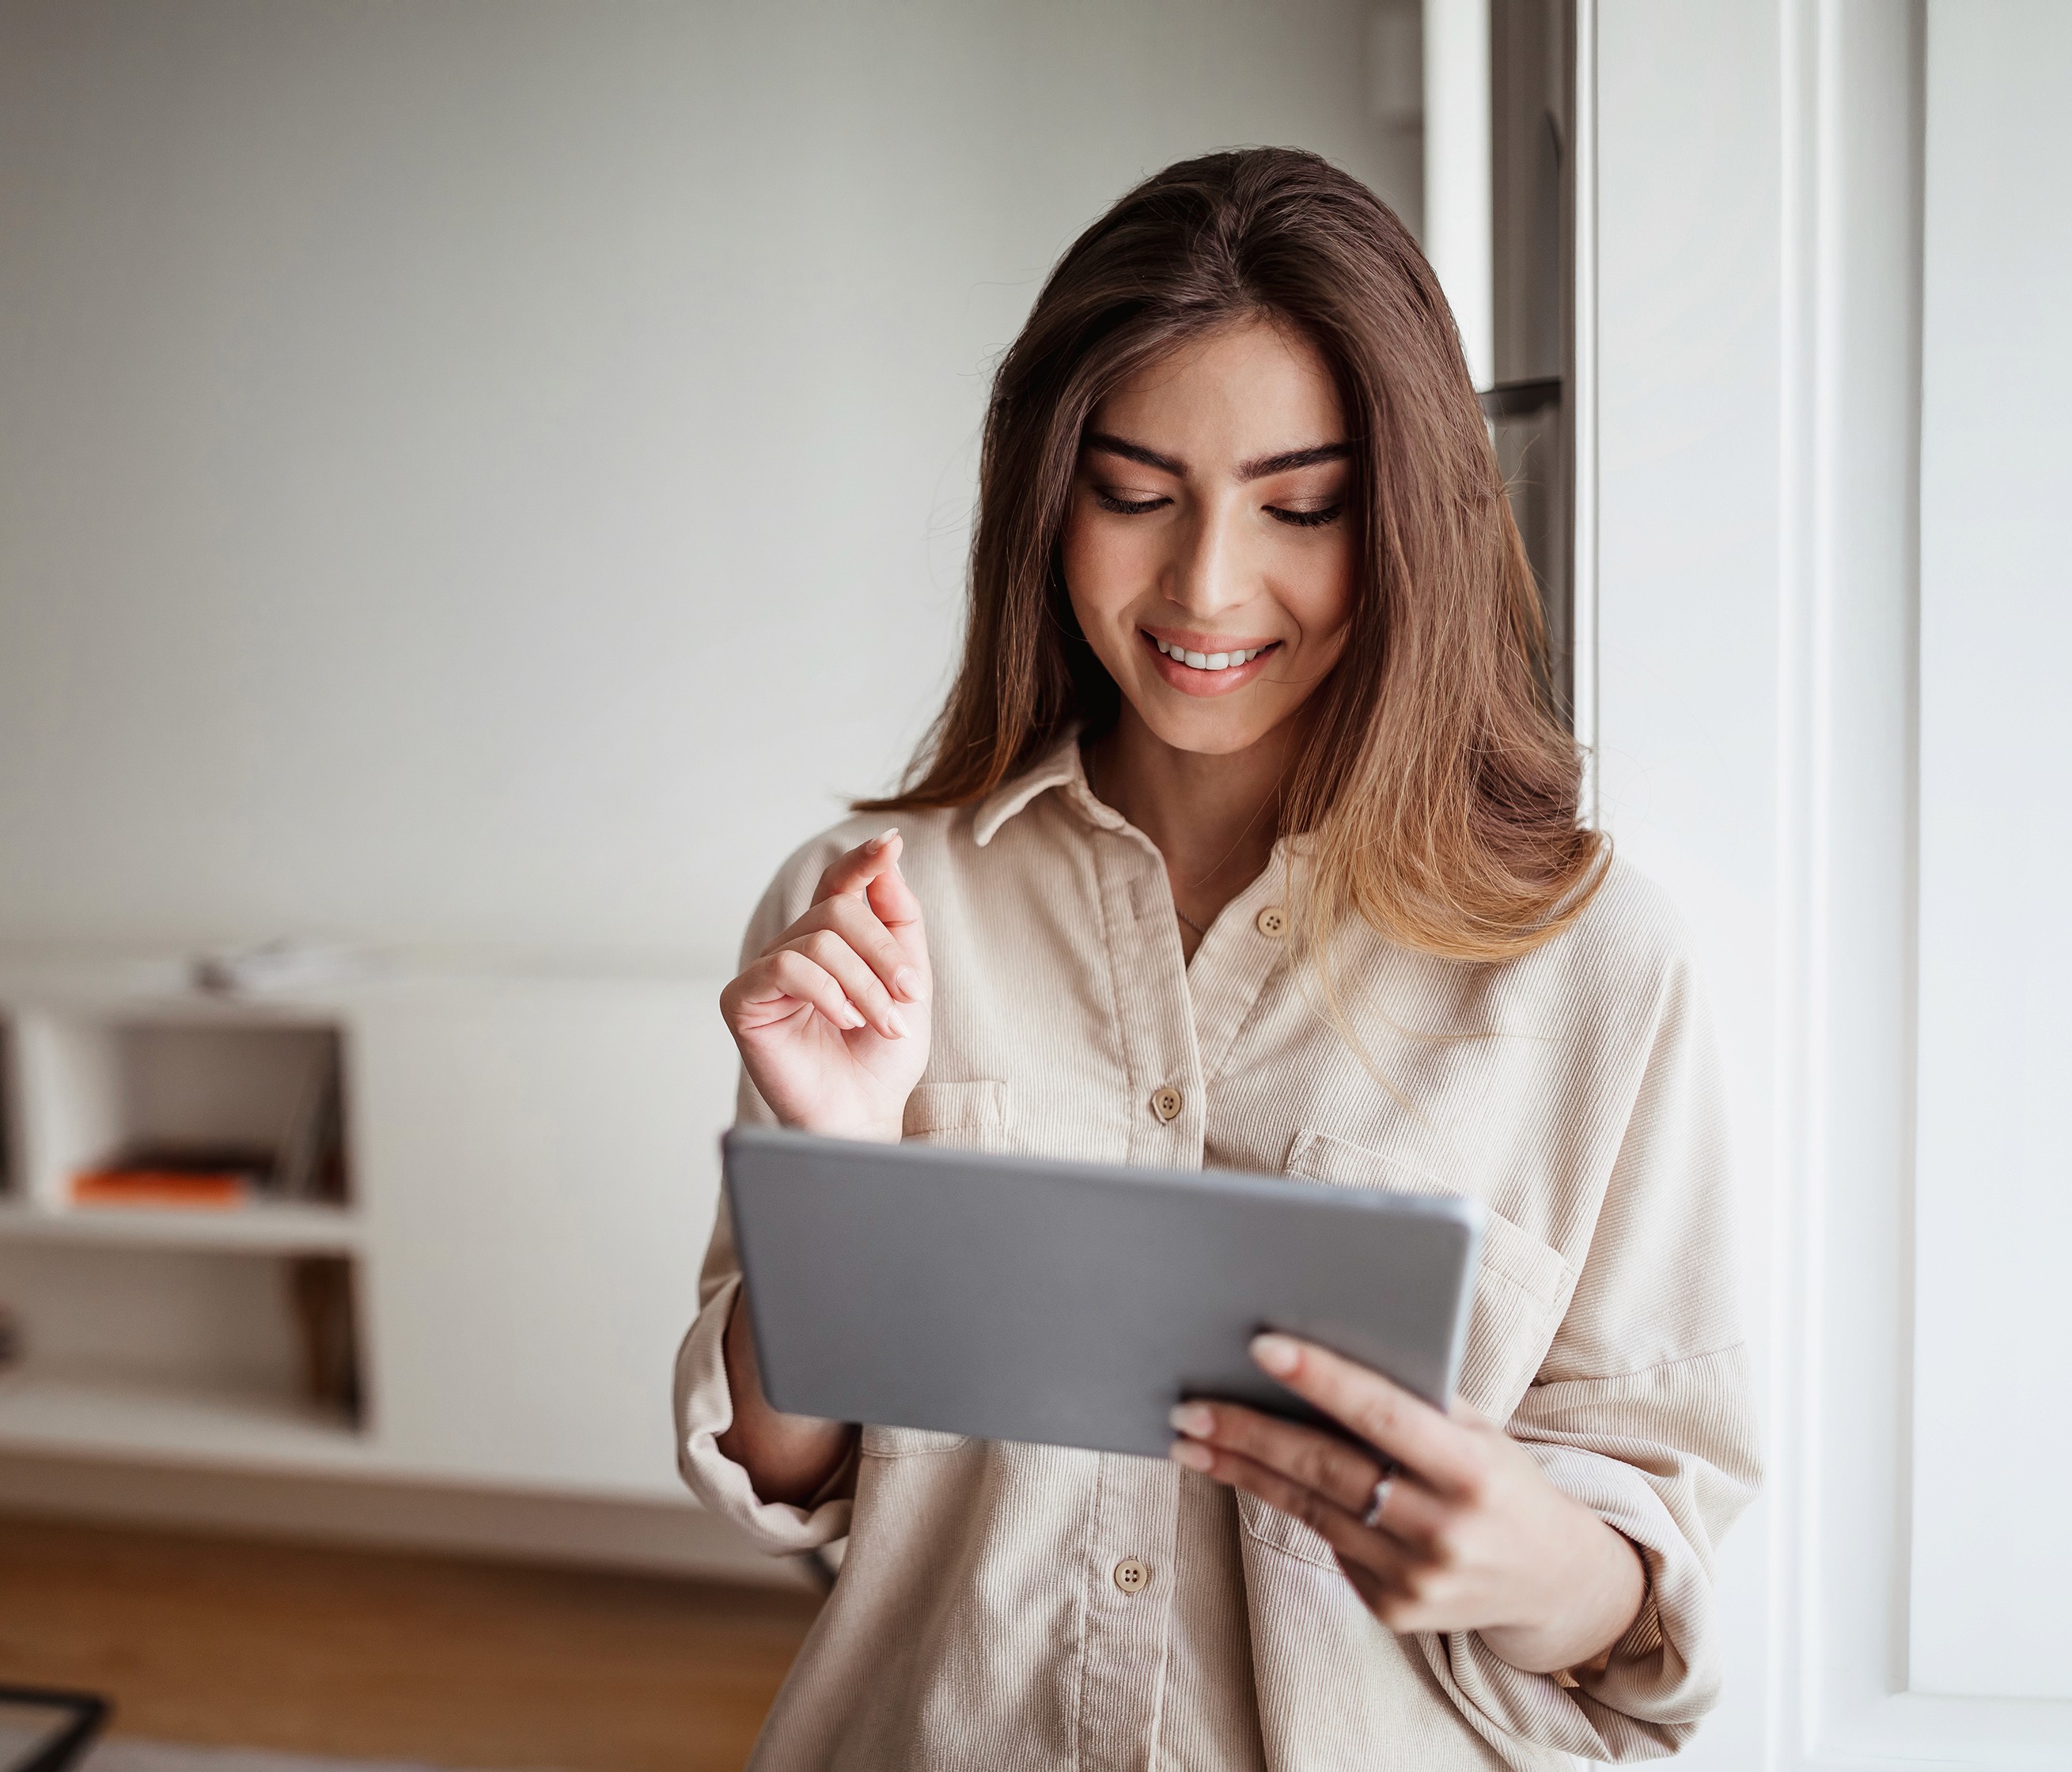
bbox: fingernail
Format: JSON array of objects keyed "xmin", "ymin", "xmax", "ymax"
[
  {"xmin": 839, "ymin": 1001, "xmax": 867, "ymax": 1030},
  {"xmin": 1168, "ymin": 1439, "xmax": 1214, "ymax": 1472},
  {"xmin": 884, "ymin": 1005, "xmax": 911, "ymax": 1039},
  {"xmin": 1251, "ymin": 1333, "xmax": 1300, "ymax": 1376},
  {"xmin": 894, "ymin": 965, "xmax": 926, "ymax": 1001},
  {"xmin": 872, "ymin": 827, "xmax": 900, "ymax": 850},
  {"xmin": 1169, "ymin": 1402, "xmax": 1214, "ymax": 1437}
]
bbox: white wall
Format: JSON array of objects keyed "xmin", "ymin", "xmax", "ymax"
[
  {"xmin": 1420, "ymin": 0, "xmax": 1492, "ymax": 388},
  {"xmin": 1593, "ymin": 1, "xmax": 2072, "ymax": 1765},
  {"xmin": 0, "ymin": 0, "xmax": 1419, "ymax": 966},
  {"xmin": 1908, "ymin": 0, "xmax": 2072, "ymax": 1706},
  {"xmin": 1591, "ymin": 6, "xmax": 1781, "ymax": 1764}
]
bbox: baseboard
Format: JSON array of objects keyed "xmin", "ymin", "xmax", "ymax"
[{"xmin": 0, "ymin": 1450, "xmax": 812, "ymax": 1589}]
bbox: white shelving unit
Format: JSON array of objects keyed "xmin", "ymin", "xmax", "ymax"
[
  {"xmin": 0, "ymin": 1371, "xmax": 367, "ymax": 1470},
  {"xmin": 0, "ymin": 992, "xmax": 363, "ymax": 1475},
  {"xmin": 0, "ymin": 954, "xmax": 742, "ymax": 1526},
  {"xmin": 0, "ymin": 1198, "xmax": 362, "ymax": 1254}
]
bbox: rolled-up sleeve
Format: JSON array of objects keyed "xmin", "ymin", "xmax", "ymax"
[
  {"xmin": 673, "ymin": 1196, "xmax": 857, "ymax": 1553},
  {"xmin": 1421, "ymin": 952, "xmax": 1763, "ymax": 1763},
  {"xmin": 672, "ymin": 847, "xmax": 858, "ymax": 1554}
]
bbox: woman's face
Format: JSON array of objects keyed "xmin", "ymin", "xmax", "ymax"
[{"xmin": 1062, "ymin": 319, "xmax": 1357, "ymax": 758}]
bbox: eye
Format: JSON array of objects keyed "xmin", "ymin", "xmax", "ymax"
[
  {"xmin": 1093, "ymin": 488, "xmax": 1172, "ymax": 516},
  {"xmin": 1267, "ymin": 503, "xmax": 1344, "ymax": 529}
]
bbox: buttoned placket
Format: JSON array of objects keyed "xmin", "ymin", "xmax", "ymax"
[
  {"xmin": 1059, "ymin": 801, "xmax": 1185, "ymax": 1771},
  {"xmin": 1057, "ymin": 776, "xmax": 1295, "ymax": 1772},
  {"xmin": 1185, "ymin": 850, "xmax": 1299, "ymax": 1095}
]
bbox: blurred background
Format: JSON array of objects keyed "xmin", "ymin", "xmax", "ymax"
[{"xmin": 0, "ymin": 2, "xmax": 2065, "ymax": 1770}]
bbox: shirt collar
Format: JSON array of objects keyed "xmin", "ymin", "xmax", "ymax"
[
  {"xmin": 972, "ymin": 731, "xmax": 1122, "ymax": 846},
  {"xmin": 972, "ymin": 729, "xmax": 1317, "ymax": 877}
]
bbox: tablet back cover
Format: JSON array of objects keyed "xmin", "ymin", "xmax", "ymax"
[{"xmin": 724, "ymin": 1124, "xmax": 1483, "ymax": 1460}]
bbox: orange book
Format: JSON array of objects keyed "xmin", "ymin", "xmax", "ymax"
[{"xmin": 70, "ymin": 1169, "xmax": 252, "ymax": 1209}]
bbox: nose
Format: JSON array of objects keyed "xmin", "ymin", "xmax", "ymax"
[{"xmin": 1165, "ymin": 495, "xmax": 1249, "ymax": 618}]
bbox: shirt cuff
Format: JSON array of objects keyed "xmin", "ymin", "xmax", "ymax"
[
  {"xmin": 1552, "ymin": 1547, "xmax": 1653, "ymax": 1690},
  {"xmin": 1419, "ymin": 1444, "xmax": 1718, "ymax": 1763},
  {"xmin": 1532, "ymin": 1441, "xmax": 1708, "ymax": 1727},
  {"xmin": 673, "ymin": 1274, "xmax": 854, "ymax": 1554}
]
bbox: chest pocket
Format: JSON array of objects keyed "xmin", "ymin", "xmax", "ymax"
[
  {"xmin": 1282, "ymin": 1130, "xmax": 1575, "ymax": 1421},
  {"xmin": 900, "ymin": 1079, "xmax": 1008, "ymax": 1149},
  {"xmin": 859, "ymin": 1422, "xmax": 970, "ymax": 1458},
  {"xmin": 861, "ymin": 1081, "xmax": 1012, "ymax": 1459},
  {"xmin": 1241, "ymin": 1130, "xmax": 1578, "ymax": 1568}
]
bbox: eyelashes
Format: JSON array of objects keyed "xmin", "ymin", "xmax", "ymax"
[
  {"xmin": 1091, "ymin": 489, "xmax": 1347, "ymax": 529},
  {"xmin": 1093, "ymin": 490, "xmax": 1170, "ymax": 516}
]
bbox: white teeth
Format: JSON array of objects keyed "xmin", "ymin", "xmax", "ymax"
[{"xmin": 1153, "ymin": 637, "xmax": 1267, "ymax": 670}]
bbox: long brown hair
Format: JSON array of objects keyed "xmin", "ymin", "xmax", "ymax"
[{"xmin": 860, "ymin": 147, "xmax": 1604, "ymax": 962}]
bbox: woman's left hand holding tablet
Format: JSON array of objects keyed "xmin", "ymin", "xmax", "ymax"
[
  {"xmin": 721, "ymin": 829, "xmax": 931, "ymax": 1143},
  {"xmin": 1168, "ymin": 1335, "xmax": 1647, "ymax": 1676}
]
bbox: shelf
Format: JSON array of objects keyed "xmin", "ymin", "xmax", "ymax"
[
  {"xmin": 0, "ymin": 1198, "xmax": 362, "ymax": 1254},
  {"xmin": 0, "ymin": 1369, "xmax": 369, "ymax": 1471},
  {"xmin": 0, "ymin": 965, "xmax": 744, "ymax": 1533}
]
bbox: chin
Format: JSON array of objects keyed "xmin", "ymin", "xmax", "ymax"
[{"xmin": 1134, "ymin": 699, "xmax": 1285, "ymax": 758}]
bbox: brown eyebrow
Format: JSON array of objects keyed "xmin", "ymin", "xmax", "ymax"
[
  {"xmin": 1082, "ymin": 432, "xmax": 1352, "ymax": 483},
  {"xmin": 1083, "ymin": 432, "xmax": 1184, "ymax": 475},
  {"xmin": 1234, "ymin": 440, "xmax": 1353, "ymax": 480}
]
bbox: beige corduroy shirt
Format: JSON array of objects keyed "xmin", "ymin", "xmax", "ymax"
[{"xmin": 675, "ymin": 737, "xmax": 1759, "ymax": 1771}]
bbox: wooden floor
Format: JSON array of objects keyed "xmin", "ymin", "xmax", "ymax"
[{"xmin": 0, "ymin": 1514, "xmax": 821, "ymax": 1771}]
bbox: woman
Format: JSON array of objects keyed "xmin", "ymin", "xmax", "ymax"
[{"xmin": 676, "ymin": 148, "xmax": 1758, "ymax": 1770}]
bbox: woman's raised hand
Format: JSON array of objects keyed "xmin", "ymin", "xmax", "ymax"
[{"xmin": 720, "ymin": 830, "xmax": 931, "ymax": 1144}]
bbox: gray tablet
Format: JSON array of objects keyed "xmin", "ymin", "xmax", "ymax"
[{"xmin": 723, "ymin": 1123, "xmax": 1483, "ymax": 1460}]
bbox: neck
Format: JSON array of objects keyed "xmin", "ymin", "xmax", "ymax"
[{"xmin": 1086, "ymin": 706, "xmax": 1295, "ymax": 930}]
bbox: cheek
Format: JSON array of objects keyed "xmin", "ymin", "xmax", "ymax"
[
  {"xmin": 1285, "ymin": 536, "xmax": 1358, "ymax": 654},
  {"xmin": 1062, "ymin": 502, "xmax": 1156, "ymax": 630}
]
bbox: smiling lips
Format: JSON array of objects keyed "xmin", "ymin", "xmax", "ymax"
[
  {"xmin": 1151, "ymin": 634, "xmax": 1271, "ymax": 671},
  {"xmin": 1140, "ymin": 628, "xmax": 1282, "ymax": 697}
]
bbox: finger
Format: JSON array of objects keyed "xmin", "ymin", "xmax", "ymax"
[
  {"xmin": 1249, "ymin": 1335, "xmax": 1484, "ymax": 1497},
  {"xmin": 1337, "ymin": 1553, "xmax": 1392, "ymax": 1615},
  {"xmin": 1349, "ymin": 1464, "xmax": 1449, "ymax": 1548},
  {"xmin": 780, "ymin": 930, "xmax": 911, "ymax": 1040},
  {"xmin": 771, "ymin": 892, "xmax": 925, "ymax": 1005},
  {"xmin": 1169, "ymin": 1399, "xmax": 1451, "ymax": 1550},
  {"xmin": 1449, "ymin": 1395, "xmax": 1493, "ymax": 1429},
  {"xmin": 722, "ymin": 961, "xmax": 836, "ymax": 1034},
  {"xmin": 810, "ymin": 830, "xmax": 930, "ymax": 990},
  {"xmin": 1169, "ymin": 1400, "xmax": 1381, "ymax": 1518},
  {"xmin": 1171, "ymin": 1438, "xmax": 1419, "ymax": 1585},
  {"xmin": 1337, "ymin": 1547, "xmax": 1463, "ymax": 1637},
  {"xmin": 864, "ymin": 850, "xmax": 929, "ymax": 979},
  {"xmin": 1331, "ymin": 1552, "xmax": 1443, "ymax": 1635},
  {"xmin": 812, "ymin": 828, "xmax": 906, "ymax": 910},
  {"xmin": 735, "ymin": 949, "xmax": 868, "ymax": 1035}
]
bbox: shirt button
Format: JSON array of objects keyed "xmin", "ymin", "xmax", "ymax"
[
  {"xmin": 1113, "ymin": 1558, "xmax": 1151, "ymax": 1594},
  {"xmin": 1255, "ymin": 905, "xmax": 1288, "ymax": 938},
  {"xmin": 1150, "ymin": 1085, "xmax": 1183, "ymax": 1123}
]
